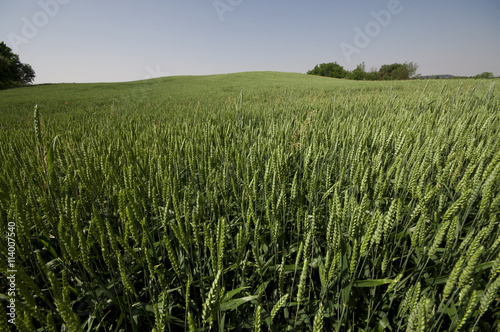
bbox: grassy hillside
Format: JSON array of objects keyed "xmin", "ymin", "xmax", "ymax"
[
  {"xmin": 0, "ymin": 72, "xmax": 499, "ymax": 331},
  {"xmin": 0, "ymin": 71, "xmax": 480, "ymax": 115},
  {"xmin": 1, "ymin": 71, "xmax": 496, "ymax": 132}
]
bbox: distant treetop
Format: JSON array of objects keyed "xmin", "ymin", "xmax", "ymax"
[
  {"xmin": 307, "ymin": 62, "xmax": 347, "ymax": 79},
  {"xmin": 474, "ymin": 72, "xmax": 494, "ymax": 79}
]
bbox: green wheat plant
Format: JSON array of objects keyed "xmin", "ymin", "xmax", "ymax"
[{"xmin": 0, "ymin": 73, "xmax": 499, "ymax": 331}]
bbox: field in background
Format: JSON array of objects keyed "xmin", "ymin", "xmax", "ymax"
[{"xmin": 1, "ymin": 72, "xmax": 499, "ymax": 331}]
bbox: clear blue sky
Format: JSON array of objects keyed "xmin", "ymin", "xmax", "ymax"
[{"xmin": 1, "ymin": 0, "xmax": 499, "ymax": 83}]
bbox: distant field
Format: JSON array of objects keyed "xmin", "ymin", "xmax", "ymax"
[{"xmin": 0, "ymin": 72, "xmax": 499, "ymax": 331}]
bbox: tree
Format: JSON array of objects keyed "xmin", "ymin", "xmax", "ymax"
[
  {"xmin": 363, "ymin": 66, "xmax": 379, "ymax": 81},
  {"xmin": 19, "ymin": 63, "xmax": 35, "ymax": 84},
  {"xmin": 307, "ymin": 62, "xmax": 347, "ymax": 78},
  {"xmin": 0, "ymin": 41, "xmax": 35, "ymax": 88},
  {"xmin": 347, "ymin": 62, "xmax": 366, "ymax": 80},
  {"xmin": 474, "ymin": 72, "xmax": 494, "ymax": 79},
  {"xmin": 404, "ymin": 62, "xmax": 418, "ymax": 79},
  {"xmin": 379, "ymin": 63, "xmax": 409, "ymax": 80},
  {"xmin": 365, "ymin": 70, "xmax": 379, "ymax": 81}
]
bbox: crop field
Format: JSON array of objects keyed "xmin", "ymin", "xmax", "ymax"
[{"xmin": 0, "ymin": 72, "xmax": 499, "ymax": 331}]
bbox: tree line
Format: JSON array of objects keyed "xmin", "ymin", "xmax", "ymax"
[
  {"xmin": 308, "ymin": 62, "xmax": 497, "ymax": 81},
  {"xmin": 419, "ymin": 73, "xmax": 496, "ymax": 80},
  {"xmin": 0, "ymin": 41, "xmax": 35, "ymax": 89},
  {"xmin": 307, "ymin": 61, "xmax": 419, "ymax": 80}
]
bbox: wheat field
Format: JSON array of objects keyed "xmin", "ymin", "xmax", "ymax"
[{"xmin": 0, "ymin": 72, "xmax": 499, "ymax": 331}]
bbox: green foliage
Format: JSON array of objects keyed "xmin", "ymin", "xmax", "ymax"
[
  {"xmin": 346, "ymin": 62, "xmax": 367, "ymax": 80},
  {"xmin": 307, "ymin": 62, "xmax": 347, "ymax": 78},
  {"xmin": 365, "ymin": 70, "xmax": 380, "ymax": 81},
  {"xmin": 0, "ymin": 72, "xmax": 499, "ymax": 331},
  {"xmin": 0, "ymin": 41, "xmax": 35, "ymax": 89},
  {"xmin": 379, "ymin": 63, "xmax": 410, "ymax": 80},
  {"xmin": 308, "ymin": 61, "xmax": 420, "ymax": 80},
  {"xmin": 475, "ymin": 72, "xmax": 494, "ymax": 79}
]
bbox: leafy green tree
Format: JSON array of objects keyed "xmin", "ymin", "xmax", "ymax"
[
  {"xmin": 347, "ymin": 62, "xmax": 366, "ymax": 80},
  {"xmin": 0, "ymin": 41, "xmax": 35, "ymax": 88},
  {"xmin": 404, "ymin": 62, "xmax": 418, "ymax": 79},
  {"xmin": 379, "ymin": 63, "xmax": 409, "ymax": 80},
  {"xmin": 307, "ymin": 62, "xmax": 347, "ymax": 78},
  {"xmin": 365, "ymin": 70, "xmax": 379, "ymax": 81},
  {"xmin": 474, "ymin": 72, "xmax": 493, "ymax": 79}
]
